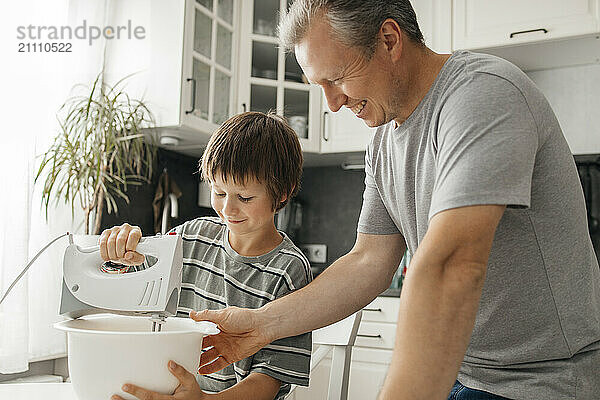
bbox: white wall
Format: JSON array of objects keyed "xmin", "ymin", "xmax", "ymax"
[{"xmin": 527, "ymin": 64, "xmax": 600, "ymax": 155}]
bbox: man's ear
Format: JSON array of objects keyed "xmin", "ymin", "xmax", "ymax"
[{"xmin": 379, "ymin": 18, "xmax": 403, "ymax": 61}]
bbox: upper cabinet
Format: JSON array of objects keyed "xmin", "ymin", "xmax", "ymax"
[
  {"xmin": 319, "ymin": 102, "xmax": 375, "ymax": 154},
  {"xmin": 452, "ymin": 0, "xmax": 600, "ymax": 70},
  {"xmin": 412, "ymin": 0, "xmax": 452, "ymax": 53},
  {"xmin": 103, "ymin": 0, "xmax": 453, "ymax": 159},
  {"xmin": 104, "ymin": 0, "xmax": 240, "ymax": 152},
  {"xmin": 183, "ymin": 0, "xmax": 239, "ymax": 130},
  {"xmin": 237, "ymin": 0, "xmax": 323, "ymax": 153},
  {"xmin": 106, "ymin": 0, "xmax": 599, "ymax": 158},
  {"xmin": 454, "ymin": 0, "xmax": 599, "ymax": 49},
  {"xmin": 237, "ymin": 0, "xmax": 380, "ymax": 156}
]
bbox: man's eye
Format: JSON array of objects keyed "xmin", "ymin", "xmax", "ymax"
[
  {"xmin": 214, "ymin": 192, "xmax": 226, "ymax": 197},
  {"xmin": 238, "ymin": 195, "xmax": 253, "ymax": 202}
]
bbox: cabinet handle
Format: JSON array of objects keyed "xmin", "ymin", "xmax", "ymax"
[
  {"xmin": 322, "ymin": 111, "xmax": 329, "ymax": 141},
  {"xmin": 185, "ymin": 78, "xmax": 196, "ymax": 115},
  {"xmin": 357, "ymin": 334, "xmax": 382, "ymax": 339},
  {"xmin": 363, "ymin": 308, "xmax": 382, "ymax": 312},
  {"xmin": 242, "ymin": 103, "xmax": 247, "ymax": 112},
  {"xmin": 509, "ymin": 28, "xmax": 548, "ymax": 39}
]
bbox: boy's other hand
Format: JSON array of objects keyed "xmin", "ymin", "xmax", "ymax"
[
  {"xmin": 191, "ymin": 307, "xmax": 272, "ymax": 375},
  {"xmin": 111, "ymin": 361, "xmax": 208, "ymax": 400},
  {"xmin": 99, "ymin": 223, "xmax": 145, "ymax": 266}
]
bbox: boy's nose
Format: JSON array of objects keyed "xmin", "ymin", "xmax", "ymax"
[{"xmin": 222, "ymin": 197, "xmax": 238, "ymax": 215}]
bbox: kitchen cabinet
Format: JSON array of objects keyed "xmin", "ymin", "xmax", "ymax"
[
  {"xmin": 237, "ymin": 0, "xmax": 323, "ymax": 153},
  {"xmin": 104, "ymin": 0, "xmax": 240, "ymax": 152},
  {"xmin": 105, "ymin": 0, "xmax": 454, "ymax": 158},
  {"xmin": 454, "ymin": 0, "xmax": 600, "ymax": 49},
  {"xmin": 452, "ymin": 0, "xmax": 600, "ymax": 70},
  {"xmin": 290, "ymin": 347, "xmax": 393, "ymax": 400},
  {"xmin": 412, "ymin": 0, "xmax": 452, "ymax": 53},
  {"xmin": 319, "ymin": 105, "xmax": 375, "ymax": 154},
  {"xmin": 290, "ymin": 297, "xmax": 399, "ymax": 400}
]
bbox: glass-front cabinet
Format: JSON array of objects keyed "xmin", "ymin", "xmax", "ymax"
[
  {"xmin": 238, "ymin": 0, "xmax": 322, "ymax": 152},
  {"xmin": 103, "ymin": 0, "xmax": 240, "ymax": 153},
  {"xmin": 106, "ymin": 0, "xmax": 373, "ymax": 157},
  {"xmin": 181, "ymin": 0, "xmax": 239, "ymax": 133}
]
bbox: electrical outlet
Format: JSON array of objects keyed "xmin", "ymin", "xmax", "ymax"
[{"xmin": 300, "ymin": 244, "xmax": 327, "ymax": 263}]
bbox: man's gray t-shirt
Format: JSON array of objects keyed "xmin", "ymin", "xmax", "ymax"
[{"xmin": 358, "ymin": 50, "xmax": 600, "ymax": 399}]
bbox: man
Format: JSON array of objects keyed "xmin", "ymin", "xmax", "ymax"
[{"xmin": 194, "ymin": 1, "xmax": 600, "ymax": 399}]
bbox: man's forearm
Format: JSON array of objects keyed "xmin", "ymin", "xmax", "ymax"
[{"xmin": 258, "ymin": 234, "xmax": 405, "ymax": 342}]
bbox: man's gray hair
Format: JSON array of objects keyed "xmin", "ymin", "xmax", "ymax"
[{"xmin": 278, "ymin": 0, "xmax": 425, "ymax": 59}]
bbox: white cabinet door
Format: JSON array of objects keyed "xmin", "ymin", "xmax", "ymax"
[
  {"xmin": 104, "ymin": 0, "xmax": 240, "ymax": 153},
  {"xmin": 180, "ymin": 0, "xmax": 240, "ymax": 133},
  {"xmin": 237, "ymin": 0, "xmax": 321, "ymax": 153},
  {"xmin": 104, "ymin": 0, "xmax": 186, "ymax": 129},
  {"xmin": 319, "ymin": 98, "xmax": 376, "ymax": 154},
  {"xmin": 412, "ymin": 0, "xmax": 452, "ymax": 53},
  {"xmin": 291, "ymin": 348, "xmax": 392, "ymax": 400},
  {"xmin": 347, "ymin": 355, "xmax": 391, "ymax": 400},
  {"xmin": 453, "ymin": 0, "xmax": 600, "ymax": 50}
]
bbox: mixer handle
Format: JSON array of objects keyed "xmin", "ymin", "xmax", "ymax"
[{"xmin": 75, "ymin": 237, "xmax": 159, "ymax": 265}]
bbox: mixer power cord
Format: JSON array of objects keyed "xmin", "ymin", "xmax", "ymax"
[{"xmin": 0, "ymin": 232, "xmax": 71, "ymax": 307}]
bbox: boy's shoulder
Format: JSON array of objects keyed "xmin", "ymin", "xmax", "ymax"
[
  {"xmin": 265, "ymin": 233, "xmax": 313, "ymax": 287},
  {"xmin": 175, "ymin": 216, "xmax": 226, "ymax": 240}
]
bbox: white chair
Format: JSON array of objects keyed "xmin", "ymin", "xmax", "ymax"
[{"xmin": 289, "ymin": 311, "xmax": 363, "ymax": 400}]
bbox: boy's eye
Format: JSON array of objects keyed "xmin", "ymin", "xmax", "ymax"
[
  {"xmin": 214, "ymin": 192, "xmax": 226, "ymax": 197},
  {"xmin": 238, "ymin": 195, "xmax": 253, "ymax": 202}
]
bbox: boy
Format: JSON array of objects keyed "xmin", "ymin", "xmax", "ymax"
[{"xmin": 101, "ymin": 112, "xmax": 312, "ymax": 400}]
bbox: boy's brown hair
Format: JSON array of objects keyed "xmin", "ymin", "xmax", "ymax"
[{"xmin": 200, "ymin": 111, "xmax": 303, "ymax": 211}]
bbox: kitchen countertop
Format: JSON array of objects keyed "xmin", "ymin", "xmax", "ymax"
[{"xmin": 0, "ymin": 382, "xmax": 77, "ymax": 399}]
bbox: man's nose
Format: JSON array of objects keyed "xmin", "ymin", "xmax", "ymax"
[{"xmin": 322, "ymin": 85, "xmax": 347, "ymax": 113}]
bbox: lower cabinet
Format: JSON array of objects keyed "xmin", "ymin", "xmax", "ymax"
[
  {"xmin": 290, "ymin": 348, "xmax": 393, "ymax": 400},
  {"xmin": 289, "ymin": 297, "xmax": 400, "ymax": 400}
]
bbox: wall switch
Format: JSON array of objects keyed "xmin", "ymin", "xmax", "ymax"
[{"xmin": 300, "ymin": 244, "xmax": 327, "ymax": 263}]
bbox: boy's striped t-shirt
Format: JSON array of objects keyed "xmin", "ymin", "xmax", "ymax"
[{"xmin": 170, "ymin": 216, "xmax": 312, "ymax": 399}]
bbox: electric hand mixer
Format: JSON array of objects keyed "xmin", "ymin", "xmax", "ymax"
[{"xmin": 1, "ymin": 232, "xmax": 183, "ymax": 332}]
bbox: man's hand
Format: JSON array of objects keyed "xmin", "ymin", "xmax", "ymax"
[
  {"xmin": 191, "ymin": 307, "xmax": 272, "ymax": 375},
  {"xmin": 110, "ymin": 361, "xmax": 207, "ymax": 400}
]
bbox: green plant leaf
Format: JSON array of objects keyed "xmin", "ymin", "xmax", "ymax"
[{"xmin": 36, "ymin": 72, "xmax": 157, "ymax": 232}]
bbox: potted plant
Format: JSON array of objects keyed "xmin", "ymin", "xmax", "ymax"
[{"xmin": 36, "ymin": 74, "xmax": 157, "ymax": 234}]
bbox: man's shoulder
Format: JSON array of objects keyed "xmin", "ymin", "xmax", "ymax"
[
  {"xmin": 450, "ymin": 50, "xmax": 520, "ymax": 78},
  {"xmin": 446, "ymin": 51, "xmax": 532, "ymax": 96},
  {"xmin": 434, "ymin": 51, "xmax": 541, "ymax": 121}
]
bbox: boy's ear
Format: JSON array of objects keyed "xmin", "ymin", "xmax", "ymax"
[{"xmin": 276, "ymin": 192, "xmax": 289, "ymax": 211}]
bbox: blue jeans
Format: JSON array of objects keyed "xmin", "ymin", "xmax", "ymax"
[{"xmin": 448, "ymin": 381, "xmax": 511, "ymax": 400}]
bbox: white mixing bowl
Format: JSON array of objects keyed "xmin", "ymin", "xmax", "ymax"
[{"xmin": 54, "ymin": 315, "xmax": 219, "ymax": 400}]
